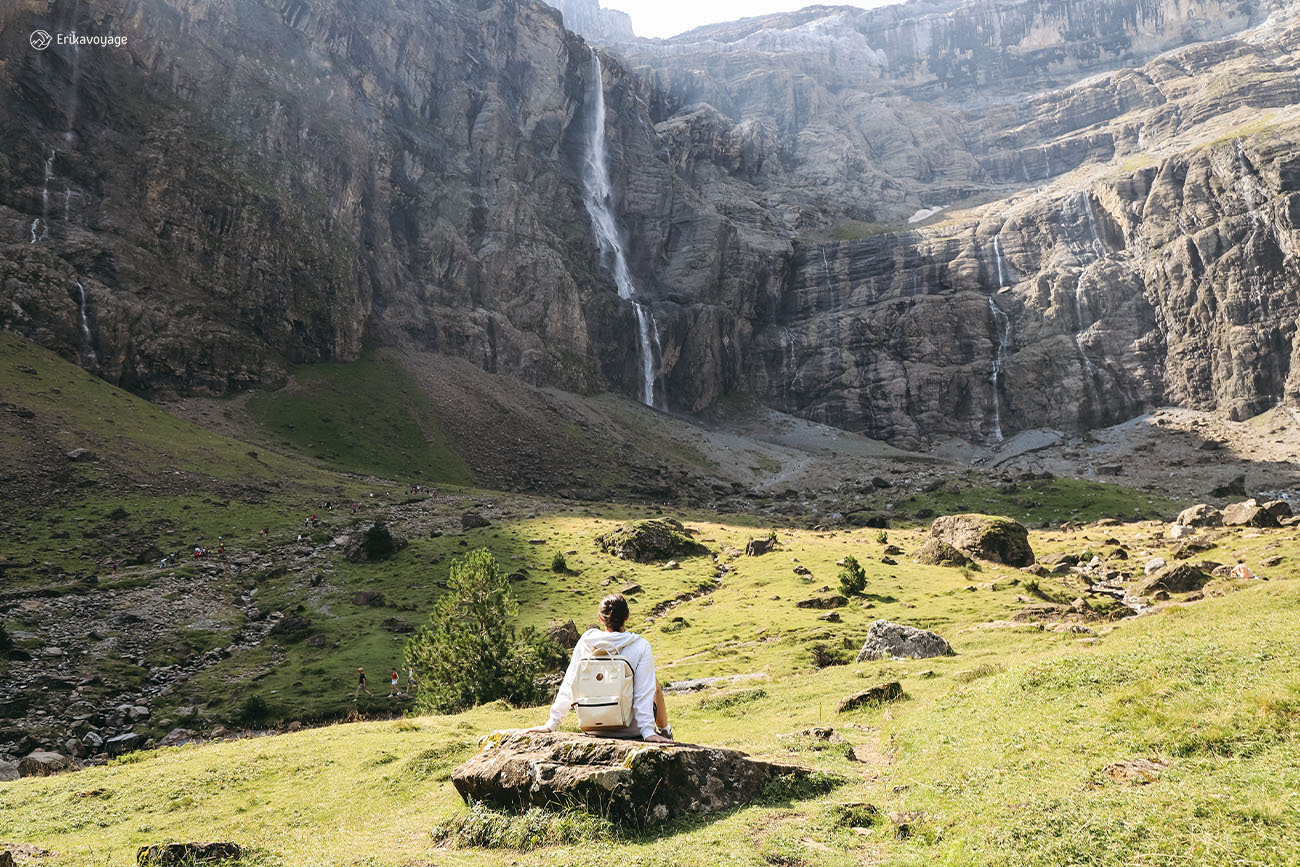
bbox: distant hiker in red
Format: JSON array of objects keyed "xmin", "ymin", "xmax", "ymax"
[{"xmin": 388, "ymin": 668, "xmax": 400, "ymax": 697}]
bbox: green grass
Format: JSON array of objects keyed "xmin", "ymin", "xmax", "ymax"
[
  {"xmin": 6, "ymin": 321, "xmax": 1300, "ymax": 865},
  {"xmin": 246, "ymin": 351, "xmax": 473, "ymax": 485},
  {"xmin": 3, "ymin": 566, "xmax": 1298, "ymax": 865}
]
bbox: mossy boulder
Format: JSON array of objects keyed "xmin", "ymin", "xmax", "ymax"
[
  {"xmin": 595, "ymin": 519, "xmax": 707, "ymax": 563},
  {"xmin": 343, "ymin": 521, "xmax": 407, "ymax": 562},
  {"xmin": 928, "ymin": 514, "xmax": 1034, "ymax": 566}
]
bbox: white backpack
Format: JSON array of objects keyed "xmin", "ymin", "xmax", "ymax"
[{"xmin": 572, "ymin": 634, "xmax": 638, "ymax": 732}]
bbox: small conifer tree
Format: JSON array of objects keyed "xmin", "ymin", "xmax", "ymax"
[
  {"xmin": 838, "ymin": 554, "xmax": 867, "ymax": 596},
  {"xmin": 406, "ymin": 548, "xmax": 562, "ymax": 714}
]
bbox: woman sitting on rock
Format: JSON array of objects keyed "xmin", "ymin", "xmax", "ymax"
[{"xmin": 526, "ymin": 593, "xmax": 673, "ymax": 743}]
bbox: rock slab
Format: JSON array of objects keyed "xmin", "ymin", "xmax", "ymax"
[
  {"xmin": 451, "ymin": 730, "xmax": 809, "ymax": 826},
  {"xmin": 857, "ymin": 620, "xmax": 954, "ymax": 661},
  {"xmin": 928, "ymin": 515, "xmax": 1034, "ymax": 566}
]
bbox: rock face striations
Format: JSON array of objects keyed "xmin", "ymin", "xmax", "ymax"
[{"xmin": 2, "ymin": 0, "xmax": 1299, "ymax": 446}]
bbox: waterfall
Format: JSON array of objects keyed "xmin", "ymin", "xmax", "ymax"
[
  {"xmin": 1081, "ymin": 193, "xmax": 1105, "ymax": 256},
  {"xmin": 987, "ymin": 296, "xmax": 1012, "ymax": 443},
  {"xmin": 580, "ymin": 48, "xmax": 660, "ymax": 408},
  {"xmin": 992, "ymin": 236, "xmax": 1007, "ymax": 288},
  {"xmin": 820, "ymin": 245, "xmax": 833, "ymax": 293},
  {"xmin": 75, "ymin": 281, "xmax": 98, "ymax": 368},
  {"xmin": 30, "ymin": 149, "xmax": 55, "ymax": 244},
  {"xmin": 1075, "ymin": 334, "xmax": 1095, "ymax": 378}
]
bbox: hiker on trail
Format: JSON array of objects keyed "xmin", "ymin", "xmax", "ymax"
[
  {"xmin": 405, "ymin": 666, "xmax": 417, "ymax": 695},
  {"xmin": 355, "ymin": 667, "xmax": 372, "ymax": 698},
  {"xmin": 1231, "ymin": 559, "xmax": 1256, "ymax": 579},
  {"xmin": 525, "ymin": 593, "xmax": 673, "ymax": 743},
  {"xmin": 389, "ymin": 668, "xmax": 400, "ymax": 698}
]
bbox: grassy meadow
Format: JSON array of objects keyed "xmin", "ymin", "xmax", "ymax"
[{"xmin": 2, "ymin": 331, "xmax": 1299, "ymax": 865}]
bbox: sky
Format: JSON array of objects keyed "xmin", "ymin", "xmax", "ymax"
[{"xmin": 603, "ymin": 0, "xmax": 896, "ymax": 40}]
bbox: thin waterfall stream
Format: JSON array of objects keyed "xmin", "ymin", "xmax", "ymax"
[
  {"xmin": 580, "ymin": 48, "xmax": 661, "ymax": 409},
  {"xmin": 988, "ymin": 296, "xmax": 1012, "ymax": 442}
]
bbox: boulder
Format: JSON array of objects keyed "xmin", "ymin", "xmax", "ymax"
[
  {"xmin": 158, "ymin": 728, "xmax": 197, "ymax": 748},
  {"xmin": 915, "ymin": 538, "xmax": 971, "ymax": 567},
  {"xmin": 460, "ymin": 511, "xmax": 490, "ymax": 530},
  {"xmin": 450, "ymin": 731, "xmax": 812, "ymax": 826},
  {"xmin": 1143, "ymin": 557, "xmax": 1167, "ymax": 575},
  {"xmin": 837, "ymin": 682, "xmax": 903, "ymax": 712},
  {"xmin": 796, "ymin": 594, "xmax": 846, "ymax": 609},
  {"xmin": 0, "ymin": 852, "xmax": 12, "ymax": 867},
  {"xmin": 343, "ymin": 522, "xmax": 407, "ymax": 562},
  {"xmin": 1136, "ymin": 563, "xmax": 1212, "ymax": 596},
  {"xmin": 744, "ymin": 537, "xmax": 775, "ymax": 556},
  {"xmin": 928, "ymin": 515, "xmax": 1034, "ymax": 566},
  {"xmin": 1262, "ymin": 500, "xmax": 1293, "ymax": 522},
  {"xmin": 1175, "ymin": 504, "xmax": 1222, "ymax": 527},
  {"xmin": 106, "ymin": 732, "xmax": 147, "ymax": 756},
  {"xmin": 546, "ymin": 619, "xmax": 580, "ymax": 650},
  {"xmin": 136, "ymin": 843, "xmax": 242, "ymax": 866},
  {"xmin": 66, "ymin": 447, "xmax": 95, "ymax": 462},
  {"xmin": 17, "ymin": 751, "xmax": 70, "ymax": 777},
  {"xmin": 351, "ymin": 590, "xmax": 387, "ymax": 607},
  {"xmin": 594, "ymin": 519, "xmax": 707, "ymax": 563},
  {"xmin": 856, "ymin": 620, "xmax": 954, "ymax": 662},
  {"xmin": 1222, "ymin": 499, "xmax": 1279, "ymax": 528},
  {"xmin": 620, "ymin": 582, "xmax": 642, "ymax": 595},
  {"xmin": 1169, "ymin": 524, "xmax": 1195, "ymax": 539},
  {"xmin": 0, "ymin": 760, "xmax": 19, "ymax": 781}
]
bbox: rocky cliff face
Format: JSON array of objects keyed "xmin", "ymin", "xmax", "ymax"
[
  {"xmin": 541, "ymin": 0, "xmax": 635, "ymax": 43},
  {"xmin": 1, "ymin": 0, "xmax": 1298, "ymax": 448},
  {"xmin": 0, "ymin": 0, "xmax": 687, "ymax": 401}
]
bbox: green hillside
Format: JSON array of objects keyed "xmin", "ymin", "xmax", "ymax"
[
  {"xmin": 2, "ymin": 565, "xmax": 1298, "ymax": 865},
  {"xmin": 3, "ymin": 331, "xmax": 1298, "ymax": 866}
]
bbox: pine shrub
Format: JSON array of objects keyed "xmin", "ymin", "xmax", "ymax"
[
  {"xmin": 838, "ymin": 554, "xmax": 867, "ymax": 596},
  {"xmin": 406, "ymin": 548, "xmax": 563, "ymax": 714}
]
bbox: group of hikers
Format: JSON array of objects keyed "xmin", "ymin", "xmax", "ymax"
[{"xmin": 354, "ymin": 666, "xmax": 418, "ymax": 700}]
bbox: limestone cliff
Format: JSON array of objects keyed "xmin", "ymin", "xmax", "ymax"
[
  {"xmin": 541, "ymin": 0, "xmax": 635, "ymax": 43},
  {"xmin": 0, "ymin": 0, "xmax": 1298, "ymax": 448}
]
